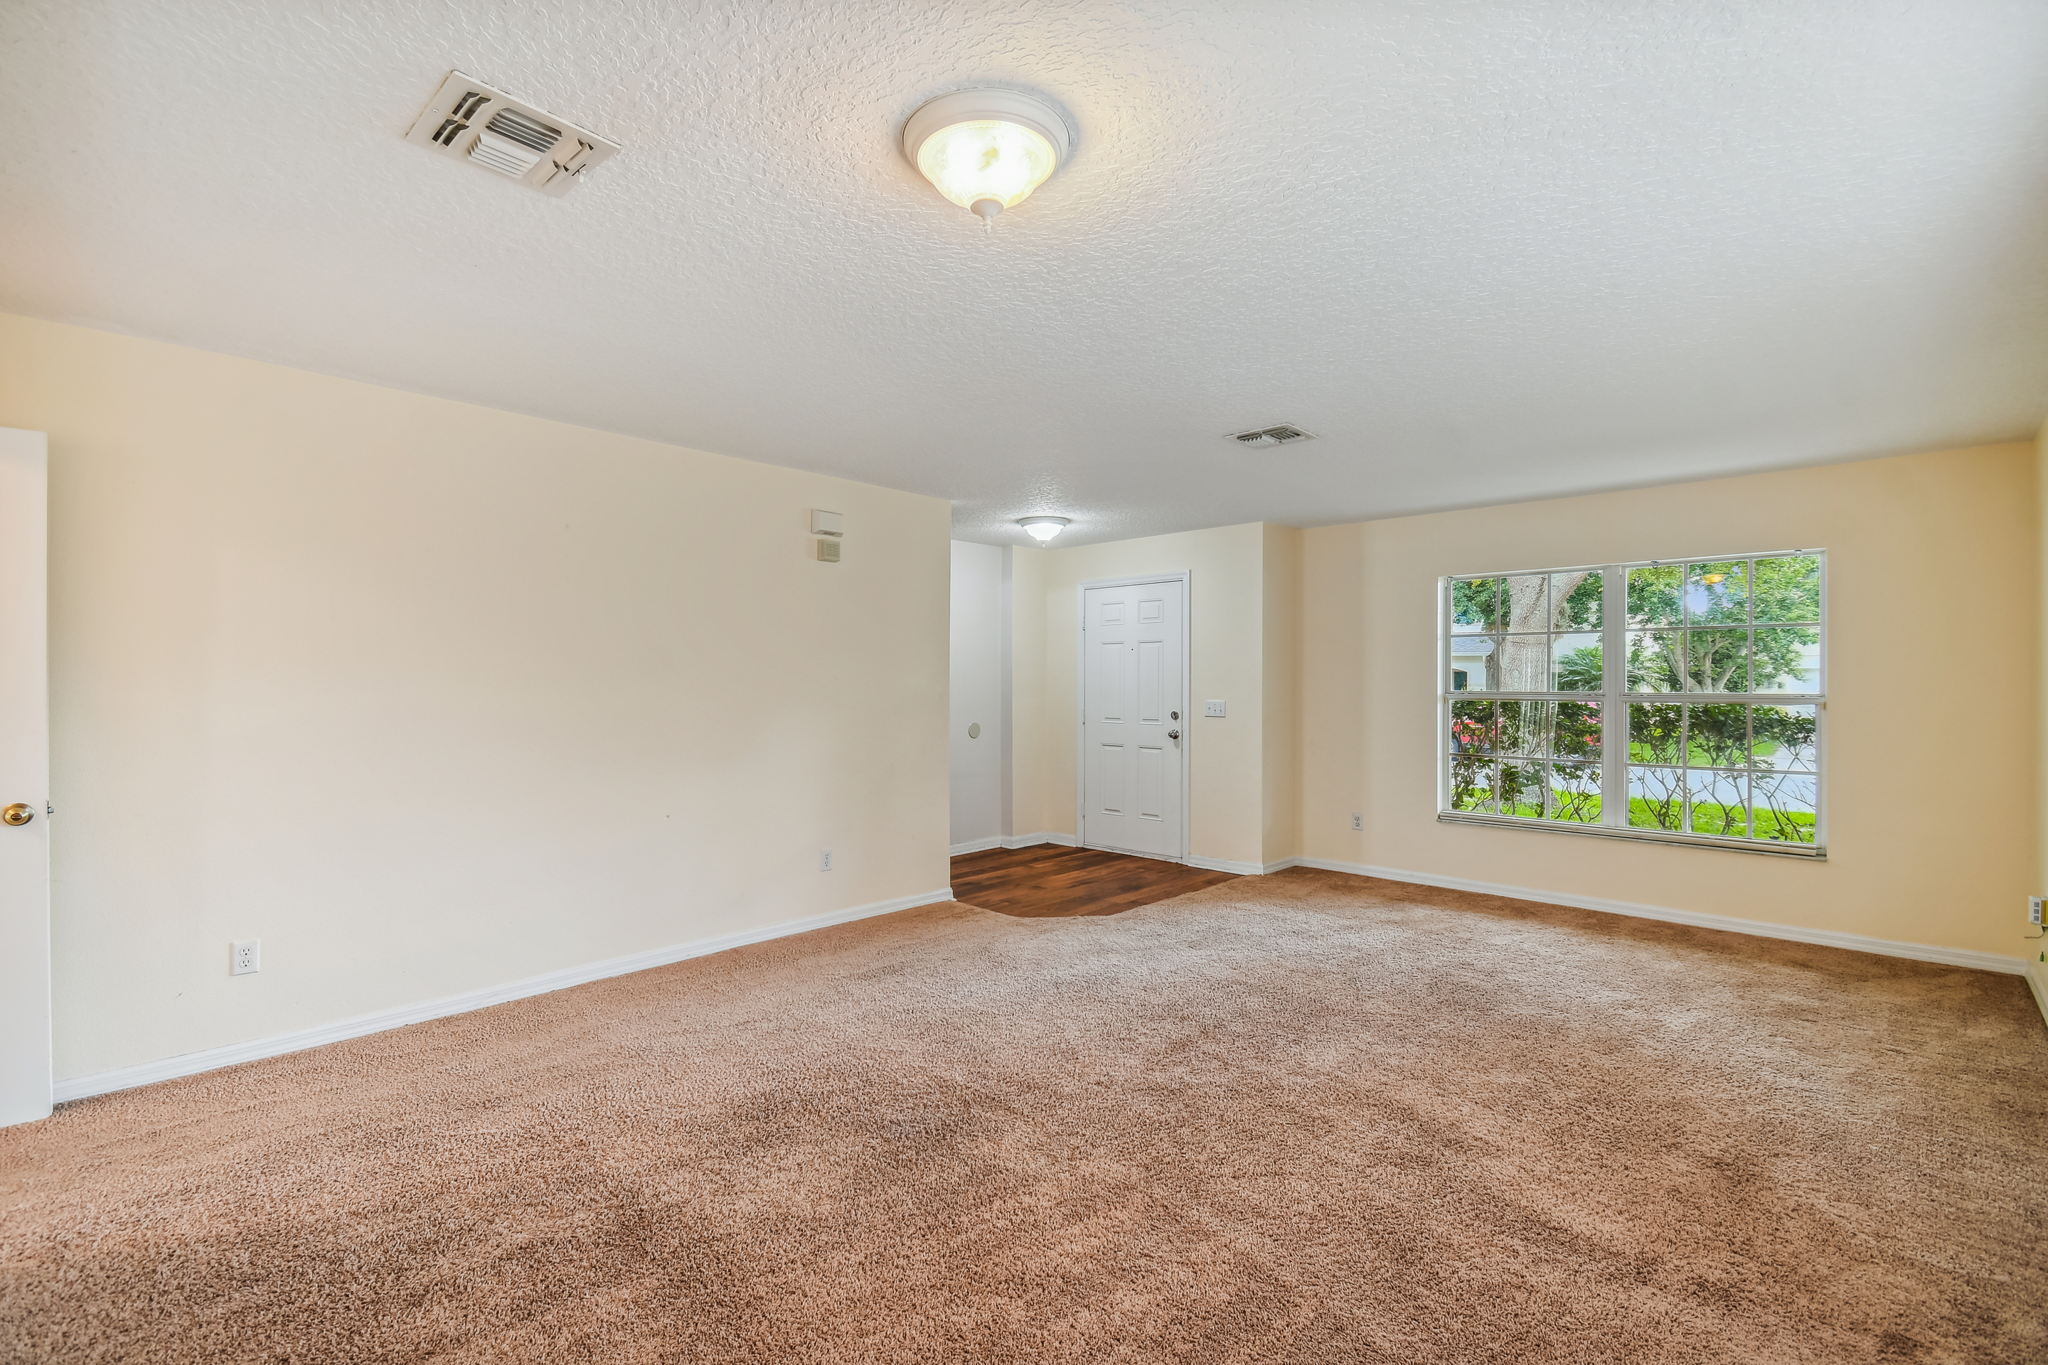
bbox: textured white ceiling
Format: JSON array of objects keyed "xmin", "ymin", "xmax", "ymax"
[{"xmin": 3, "ymin": 1, "xmax": 2045, "ymax": 546}]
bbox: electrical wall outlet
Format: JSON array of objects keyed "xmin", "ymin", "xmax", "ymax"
[
  {"xmin": 230, "ymin": 939, "xmax": 261, "ymax": 976},
  {"xmin": 1350, "ymin": 812, "xmax": 1364, "ymax": 831},
  {"xmin": 2030, "ymin": 896, "xmax": 2044, "ymax": 927},
  {"xmin": 820, "ymin": 849, "xmax": 833, "ymax": 872}
]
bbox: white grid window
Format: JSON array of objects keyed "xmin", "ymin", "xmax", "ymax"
[{"xmin": 1440, "ymin": 553, "xmax": 1824, "ymax": 856}]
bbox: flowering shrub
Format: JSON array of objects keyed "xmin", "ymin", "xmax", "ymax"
[{"xmin": 1447, "ymin": 556, "xmax": 1821, "ymax": 845}]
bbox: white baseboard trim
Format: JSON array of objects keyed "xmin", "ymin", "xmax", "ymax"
[
  {"xmin": 1186, "ymin": 854, "xmax": 1271, "ymax": 875},
  {"xmin": 999, "ymin": 832, "xmax": 1078, "ymax": 850},
  {"xmin": 949, "ymin": 836, "xmax": 1005, "ymax": 856},
  {"xmin": 1184, "ymin": 855, "xmax": 1305, "ymax": 876},
  {"xmin": 53, "ymin": 887, "xmax": 955, "ymax": 1105},
  {"xmin": 1287, "ymin": 858, "xmax": 2026, "ymax": 976},
  {"xmin": 2025, "ymin": 960, "xmax": 2048, "ymax": 1031}
]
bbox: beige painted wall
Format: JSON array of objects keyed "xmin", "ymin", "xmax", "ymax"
[
  {"xmin": 1299, "ymin": 443, "xmax": 2038, "ymax": 959},
  {"xmin": 1009, "ymin": 545, "xmax": 1050, "ymax": 838},
  {"xmin": 0, "ymin": 314, "xmax": 953, "ymax": 1081},
  {"xmin": 1011, "ymin": 522, "xmax": 1272, "ymax": 866},
  {"xmin": 2032, "ymin": 422, "xmax": 2048, "ymax": 1004},
  {"xmin": 948, "ymin": 540, "xmax": 1008, "ymax": 848},
  {"xmin": 1261, "ymin": 526, "xmax": 1301, "ymax": 866}
]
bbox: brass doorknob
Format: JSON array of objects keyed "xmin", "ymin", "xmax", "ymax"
[{"xmin": 2, "ymin": 803, "xmax": 34, "ymax": 827}]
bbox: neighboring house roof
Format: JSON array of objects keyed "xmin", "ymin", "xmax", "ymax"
[{"xmin": 1450, "ymin": 637, "xmax": 1496, "ymax": 654}]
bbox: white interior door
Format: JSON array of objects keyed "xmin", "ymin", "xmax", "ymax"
[
  {"xmin": 1081, "ymin": 578, "xmax": 1185, "ymax": 859},
  {"xmin": 0, "ymin": 428, "xmax": 50, "ymax": 1127}
]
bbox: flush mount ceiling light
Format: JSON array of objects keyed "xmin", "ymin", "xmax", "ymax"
[
  {"xmin": 1017, "ymin": 516, "xmax": 1071, "ymax": 542},
  {"xmin": 903, "ymin": 89, "xmax": 1072, "ymax": 224}
]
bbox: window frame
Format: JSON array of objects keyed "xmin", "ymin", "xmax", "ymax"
[{"xmin": 1436, "ymin": 550, "xmax": 1826, "ymax": 858}]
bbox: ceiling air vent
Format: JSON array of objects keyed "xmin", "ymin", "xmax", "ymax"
[
  {"xmin": 1228, "ymin": 423, "xmax": 1316, "ymax": 448},
  {"xmin": 404, "ymin": 70, "xmax": 620, "ymax": 197}
]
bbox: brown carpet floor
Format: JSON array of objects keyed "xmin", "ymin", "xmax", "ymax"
[{"xmin": 3, "ymin": 869, "xmax": 2044, "ymax": 1364}]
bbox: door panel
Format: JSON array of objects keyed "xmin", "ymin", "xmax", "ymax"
[
  {"xmin": 1135, "ymin": 639, "xmax": 1165, "ymax": 724},
  {"xmin": 1093, "ymin": 639, "xmax": 1127, "ymax": 724},
  {"xmin": 1079, "ymin": 579, "xmax": 1184, "ymax": 859},
  {"xmin": 1135, "ymin": 743, "xmax": 1166, "ymax": 823},
  {"xmin": 0, "ymin": 428, "xmax": 50, "ymax": 1128},
  {"xmin": 1090, "ymin": 741, "xmax": 1127, "ymax": 816}
]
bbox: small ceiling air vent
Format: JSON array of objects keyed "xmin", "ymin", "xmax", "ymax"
[
  {"xmin": 1228, "ymin": 423, "xmax": 1317, "ymax": 448},
  {"xmin": 404, "ymin": 70, "xmax": 620, "ymax": 197}
]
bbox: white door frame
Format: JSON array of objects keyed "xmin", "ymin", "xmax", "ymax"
[
  {"xmin": 0, "ymin": 428, "xmax": 50, "ymax": 1128},
  {"xmin": 1075, "ymin": 572, "xmax": 1191, "ymax": 863}
]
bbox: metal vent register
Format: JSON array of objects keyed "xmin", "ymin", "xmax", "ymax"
[
  {"xmin": 405, "ymin": 71, "xmax": 620, "ymax": 196},
  {"xmin": 1228, "ymin": 423, "xmax": 1317, "ymax": 448}
]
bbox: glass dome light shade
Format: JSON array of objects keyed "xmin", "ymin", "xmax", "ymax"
[
  {"xmin": 914, "ymin": 119, "xmax": 1059, "ymax": 213},
  {"xmin": 902, "ymin": 89, "xmax": 1072, "ymax": 219}
]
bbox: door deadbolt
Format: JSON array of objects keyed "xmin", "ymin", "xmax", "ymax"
[{"xmin": 2, "ymin": 803, "xmax": 34, "ymax": 827}]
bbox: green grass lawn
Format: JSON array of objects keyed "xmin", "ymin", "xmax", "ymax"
[
  {"xmin": 1626, "ymin": 742, "xmax": 1787, "ymax": 764},
  {"xmin": 1470, "ymin": 794, "xmax": 1815, "ymax": 842}
]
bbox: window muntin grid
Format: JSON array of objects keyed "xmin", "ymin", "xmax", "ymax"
[{"xmin": 1441, "ymin": 553, "xmax": 1823, "ymax": 854}]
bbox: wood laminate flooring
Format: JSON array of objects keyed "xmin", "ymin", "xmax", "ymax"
[{"xmin": 950, "ymin": 843, "xmax": 1238, "ymax": 917}]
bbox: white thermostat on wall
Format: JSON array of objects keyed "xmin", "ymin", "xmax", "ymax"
[
  {"xmin": 810, "ymin": 509, "xmax": 844, "ymax": 537},
  {"xmin": 1204, "ymin": 700, "xmax": 1227, "ymax": 717}
]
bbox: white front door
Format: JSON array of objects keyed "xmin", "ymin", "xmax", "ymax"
[
  {"xmin": 0, "ymin": 428, "xmax": 50, "ymax": 1127},
  {"xmin": 1081, "ymin": 578, "xmax": 1185, "ymax": 860}
]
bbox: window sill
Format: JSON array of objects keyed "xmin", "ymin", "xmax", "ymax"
[{"xmin": 1436, "ymin": 811, "xmax": 1825, "ymax": 859}]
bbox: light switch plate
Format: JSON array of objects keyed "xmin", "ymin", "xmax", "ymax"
[{"xmin": 1204, "ymin": 700, "xmax": 1227, "ymax": 718}]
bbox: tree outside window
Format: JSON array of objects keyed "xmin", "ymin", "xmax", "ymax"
[{"xmin": 1443, "ymin": 553, "xmax": 1822, "ymax": 851}]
